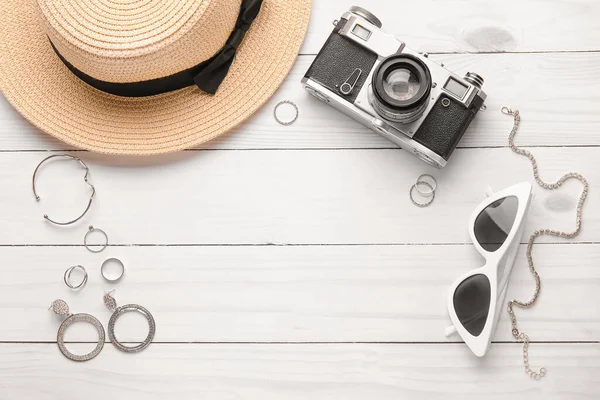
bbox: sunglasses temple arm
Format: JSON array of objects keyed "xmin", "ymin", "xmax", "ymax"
[{"xmin": 445, "ymin": 325, "xmax": 457, "ymax": 337}]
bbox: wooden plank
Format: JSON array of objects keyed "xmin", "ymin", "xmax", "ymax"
[
  {"xmin": 0, "ymin": 343, "xmax": 598, "ymax": 399},
  {"xmin": 302, "ymin": 0, "xmax": 600, "ymax": 54},
  {"xmin": 0, "ymin": 149, "xmax": 596, "ymax": 245},
  {"xmin": 2, "ymin": 52, "xmax": 600, "ymax": 151},
  {"xmin": 2, "ymin": 244, "xmax": 598, "ymax": 342}
]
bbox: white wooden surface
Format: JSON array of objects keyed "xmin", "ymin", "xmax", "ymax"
[{"xmin": 1, "ymin": 1, "xmax": 599, "ymax": 399}]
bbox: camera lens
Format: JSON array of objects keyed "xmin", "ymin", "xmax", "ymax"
[
  {"xmin": 371, "ymin": 54, "xmax": 432, "ymax": 123},
  {"xmin": 383, "ymin": 68, "xmax": 421, "ymax": 102}
]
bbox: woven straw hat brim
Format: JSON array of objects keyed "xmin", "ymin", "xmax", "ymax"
[{"xmin": 0, "ymin": 0, "xmax": 311, "ymax": 155}]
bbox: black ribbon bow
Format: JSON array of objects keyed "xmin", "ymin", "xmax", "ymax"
[
  {"xmin": 51, "ymin": 0, "xmax": 264, "ymax": 97},
  {"xmin": 194, "ymin": 0, "xmax": 264, "ymax": 94}
]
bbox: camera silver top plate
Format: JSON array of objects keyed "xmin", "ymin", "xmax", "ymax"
[{"xmin": 339, "ymin": 11, "xmax": 404, "ymax": 57}]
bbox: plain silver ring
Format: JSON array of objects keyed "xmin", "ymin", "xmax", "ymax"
[
  {"xmin": 274, "ymin": 100, "xmax": 299, "ymax": 126},
  {"xmin": 84, "ymin": 225, "xmax": 108, "ymax": 253},
  {"xmin": 101, "ymin": 258, "xmax": 125, "ymax": 283},
  {"xmin": 64, "ymin": 265, "xmax": 88, "ymax": 290},
  {"xmin": 415, "ymin": 174, "xmax": 437, "ymax": 196},
  {"xmin": 410, "ymin": 182, "xmax": 435, "ymax": 208}
]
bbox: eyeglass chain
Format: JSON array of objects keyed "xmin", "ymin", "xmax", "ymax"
[{"xmin": 502, "ymin": 107, "xmax": 589, "ymax": 379}]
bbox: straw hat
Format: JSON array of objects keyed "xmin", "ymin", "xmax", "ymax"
[{"xmin": 0, "ymin": 0, "xmax": 311, "ymax": 154}]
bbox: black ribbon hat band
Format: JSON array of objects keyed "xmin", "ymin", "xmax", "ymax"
[{"xmin": 51, "ymin": 0, "xmax": 263, "ymax": 97}]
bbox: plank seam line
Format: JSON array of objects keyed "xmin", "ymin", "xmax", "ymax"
[
  {"xmin": 2, "ymin": 144, "xmax": 600, "ymax": 153},
  {"xmin": 1, "ymin": 341, "xmax": 598, "ymax": 345},
  {"xmin": 0, "ymin": 242, "xmax": 597, "ymax": 248},
  {"xmin": 299, "ymin": 49, "xmax": 600, "ymax": 56}
]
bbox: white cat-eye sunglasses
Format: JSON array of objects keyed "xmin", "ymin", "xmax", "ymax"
[{"xmin": 445, "ymin": 182, "xmax": 532, "ymax": 356}]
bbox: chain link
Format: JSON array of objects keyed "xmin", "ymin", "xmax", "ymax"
[{"xmin": 502, "ymin": 107, "xmax": 589, "ymax": 379}]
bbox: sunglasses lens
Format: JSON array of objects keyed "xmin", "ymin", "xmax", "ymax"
[
  {"xmin": 474, "ymin": 196, "xmax": 519, "ymax": 252},
  {"xmin": 453, "ymin": 274, "xmax": 491, "ymax": 336}
]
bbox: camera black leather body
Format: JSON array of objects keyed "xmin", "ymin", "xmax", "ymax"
[{"xmin": 302, "ymin": 7, "xmax": 487, "ymax": 167}]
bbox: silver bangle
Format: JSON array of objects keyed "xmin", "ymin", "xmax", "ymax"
[
  {"xmin": 274, "ymin": 100, "xmax": 299, "ymax": 125},
  {"xmin": 32, "ymin": 154, "xmax": 96, "ymax": 226},
  {"xmin": 101, "ymin": 258, "xmax": 125, "ymax": 283},
  {"xmin": 63, "ymin": 265, "xmax": 88, "ymax": 290},
  {"xmin": 410, "ymin": 182, "xmax": 435, "ymax": 208},
  {"xmin": 84, "ymin": 225, "xmax": 108, "ymax": 253}
]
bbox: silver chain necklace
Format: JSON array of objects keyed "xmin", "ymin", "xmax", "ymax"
[{"xmin": 502, "ymin": 107, "xmax": 589, "ymax": 379}]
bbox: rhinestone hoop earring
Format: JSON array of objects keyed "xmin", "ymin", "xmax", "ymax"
[
  {"xmin": 49, "ymin": 299, "xmax": 105, "ymax": 362},
  {"xmin": 104, "ymin": 291, "xmax": 156, "ymax": 353}
]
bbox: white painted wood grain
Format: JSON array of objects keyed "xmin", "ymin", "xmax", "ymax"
[
  {"xmin": 0, "ymin": 1, "xmax": 598, "ymax": 397},
  {"xmin": 2, "ymin": 52, "xmax": 600, "ymax": 151},
  {"xmin": 0, "ymin": 343, "xmax": 598, "ymax": 400},
  {"xmin": 303, "ymin": 0, "xmax": 600, "ymax": 54},
  {"xmin": 0, "ymin": 149, "xmax": 595, "ymax": 245},
  {"xmin": 1, "ymin": 244, "xmax": 598, "ymax": 342}
]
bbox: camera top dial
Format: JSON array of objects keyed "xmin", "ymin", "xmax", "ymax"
[{"xmin": 349, "ymin": 6, "xmax": 382, "ymax": 28}]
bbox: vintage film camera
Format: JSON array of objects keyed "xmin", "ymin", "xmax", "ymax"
[{"xmin": 302, "ymin": 7, "xmax": 487, "ymax": 168}]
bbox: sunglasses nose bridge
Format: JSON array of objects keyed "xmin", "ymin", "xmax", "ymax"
[{"xmin": 469, "ymin": 241, "xmax": 502, "ymax": 272}]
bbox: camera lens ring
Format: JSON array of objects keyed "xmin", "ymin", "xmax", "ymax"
[{"xmin": 372, "ymin": 54, "xmax": 432, "ymax": 111}]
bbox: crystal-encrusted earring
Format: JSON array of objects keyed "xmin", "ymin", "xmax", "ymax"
[
  {"xmin": 49, "ymin": 299, "xmax": 105, "ymax": 362},
  {"xmin": 104, "ymin": 291, "xmax": 156, "ymax": 353}
]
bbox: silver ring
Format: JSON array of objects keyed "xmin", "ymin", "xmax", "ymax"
[
  {"xmin": 415, "ymin": 174, "xmax": 437, "ymax": 196},
  {"xmin": 101, "ymin": 258, "xmax": 125, "ymax": 283},
  {"xmin": 63, "ymin": 265, "xmax": 88, "ymax": 290},
  {"xmin": 57, "ymin": 313, "xmax": 105, "ymax": 362},
  {"xmin": 410, "ymin": 182, "xmax": 435, "ymax": 208},
  {"xmin": 441, "ymin": 98, "xmax": 451, "ymax": 107},
  {"xmin": 84, "ymin": 225, "xmax": 108, "ymax": 253},
  {"xmin": 274, "ymin": 100, "xmax": 299, "ymax": 125},
  {"xmin": 108, "ymin": 304, "xmax": 156, "ymax": 353}
]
